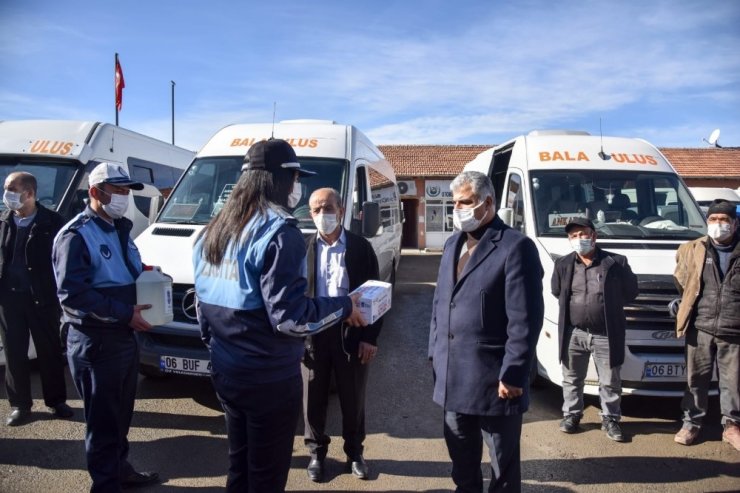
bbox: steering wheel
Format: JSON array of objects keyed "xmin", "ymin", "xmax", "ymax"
[{"xmin": 38, "ymin": 196, "xmax": 55, "ymax": 207}]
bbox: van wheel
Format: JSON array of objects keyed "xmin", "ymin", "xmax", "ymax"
[{"xmin": 140, "ymin": 365, "xmax": 168, "ymax": 379}]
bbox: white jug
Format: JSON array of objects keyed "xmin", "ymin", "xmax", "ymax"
[{"xmin": 136, "ymin": 266, "xmax": 174, "ymax": 326}]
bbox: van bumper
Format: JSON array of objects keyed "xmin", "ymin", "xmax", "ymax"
[{"xmin": 136, "ymin": 322, "xmax": 211, "ymax": 377}]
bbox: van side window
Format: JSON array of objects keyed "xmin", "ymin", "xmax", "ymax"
[
  {"xmin": 369, "ymin": 167, "xmax": 400, "ymax": 231},
  {"xmin": 350, "ymin": 167, "xmax": 369, "ymax": 235},
  {"xmin": 505, "ymin": 173, "xmax": 525, "ymax": 232}
]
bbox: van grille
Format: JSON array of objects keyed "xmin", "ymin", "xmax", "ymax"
[
  {"xmin": 173, "ymin": 283, "xmax": 198, "ymax": 323},
  {"xmin": 152, "ymin": 227, "xmax": 195, "ymax": 237},
  {"xmin": 624, "ymin": 274, "xmax": 678, "ymax": 332}
]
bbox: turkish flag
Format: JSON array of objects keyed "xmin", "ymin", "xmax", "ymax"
[{"xmin": 115, "ymin": 57, "xmax": 125, "ymax": 111}]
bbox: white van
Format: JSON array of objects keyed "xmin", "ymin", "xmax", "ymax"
[
  {"xmin": 0, "ymin": 120, "xmax": 195, "ymax": 238},
  {"xmin": 134, "ymin": 119, "xmax": 402, "ymax": 377},
  {"xmin": 688, "ymin": 187, "xmax": 740, "ymax": 215},
  {"xmin": 0, "ymin": 120, "xmax": 194, "ymax": 366},
  {"xmin": 465, "ymin": 130, "xmax": 708, "ymax": 397}
]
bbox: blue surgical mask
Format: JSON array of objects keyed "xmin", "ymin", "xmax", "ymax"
[
  {"xmin": 3, "ymin": 190, "xmax": 24, "ymax": 211},
  {"xmin": 570, "ymin": 238, "xmax": 594, "ymax": 255}
]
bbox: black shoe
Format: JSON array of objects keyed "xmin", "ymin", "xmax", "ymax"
[
  {"xmin": 6, "ymin": 408, "xmax": 31, "ymax": 427},
  {"xmin": 50, "ymin": 403, "xmax": 74, "ymax": 419},
  {"xmin": 348, "ymin": 456, "xmax": 369, "ymax": 480},
  {"xmin": 602, "ymin": 419, "xmax": 626, "ymax": 442},
  {"xmin": 306, "ymin": 458, "xmax": 324, "ymax": 482},
  {"xmin": 121, "ymin": 471, "xmax": 160, "ymax": 489},
  {"xmin": 559, "ymin": 415, "xmax": 580, "ymax": 434}
]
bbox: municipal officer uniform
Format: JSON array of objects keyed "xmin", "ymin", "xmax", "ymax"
[
  {"xmin": 194, "ymin": 206, "xmax": 353, "ymax": 492},
  {"xmin": 53, "ymin": 203, "xmax": 146, "ymax": 492}
]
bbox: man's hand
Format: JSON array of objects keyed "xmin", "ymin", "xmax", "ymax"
[
  {"xmin": 344, "ymin": 292, "xmax": 367, "ymax": 327},
  {"xmin": 358, "ymin": 341, "xmax": 378, "ymax": 364},
  {"xmin": 498, "ymin": 381, "xmax": 523, "ymax": 400},
  {"xmin": 129, "ymin": 304, "xmax": 153, "ymax": 332}
]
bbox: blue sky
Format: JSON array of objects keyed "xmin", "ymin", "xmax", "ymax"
[{"xmin": 1, "ymin": 0, "xmax": 739, "ymax": 151}]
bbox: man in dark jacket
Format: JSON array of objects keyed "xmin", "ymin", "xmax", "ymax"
[
  {"xmin": 1, "ymin": 171, "xmax": 72, "ymax": 426},
  {"xmin": 551, "ymin": 217, "xmax": 638, "ymax": 442},
  {"xmin": 302, "ymin": 188, "xmax": 383, "ymax": 482},
  {"xmin": 429, "ymin": 171, "xmax": 544, "ymax": 493},
  {"xmin": 673, "ymin": 199, "xmax": 740, "ymax": 451}
]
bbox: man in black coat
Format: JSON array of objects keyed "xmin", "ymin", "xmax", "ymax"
[
  {"xmin": 302, "ymin": 188, "xmax": 383, "ymax": 482},
  {"xmin": 429, "ymin": 171, "xmax": 544, "ymax": 493},
  {"xmin": 1, "ymin": 171, "xmax": 73, "ymax": 426},
  {"xmin": 551, "ymin": 217, "xmax": 638, "ymax": 442}
]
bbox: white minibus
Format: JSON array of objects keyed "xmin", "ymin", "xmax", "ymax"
[
  {"xmin": 465, "ymin": 130, "xmax": 708, "ymax": 397},
  {"xmin": 134, "ymin": 119, "xmax": 402, "ymax": 377}
]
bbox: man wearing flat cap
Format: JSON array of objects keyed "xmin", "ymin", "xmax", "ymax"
[
  {"xmin": 53, "ymin": 162, "xmax": 160, "ymax": 491},
  {"xmin": 673, "ymin": 199, "xmax": 740, "ymax": 451},
  {"xmin": 551, "ymin": 217, "xmax": 638, "ymax": 442}
]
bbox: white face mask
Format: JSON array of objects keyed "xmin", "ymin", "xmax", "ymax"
[
  {"xmin": 707, "ymin": 222, "xmax": 733, "ymax": 243},
  {"xmin": 570, "ymin": 237, "xmax": 595, "ymax": 256},
  {"xmin": 313, "ymin": 213, "xmax": 340, "ymax": 236},
  {"xmin": 98, "ymin": 187, "xmax": 129, "ymax": 219},
  {"xmin": 287, "ymin": 181, "xmax": 302, "ymax": 208},
  {"xmin": 3, "ymin": 190, "xmax": 25, "ymax": 211},
  {"xmin": 452, "ymin": 200, "xmax": 486, "ymax": 232}
]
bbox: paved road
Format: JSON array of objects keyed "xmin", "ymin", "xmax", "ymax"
[{"xmin": 0, "ymin": 251, "xmax": 738, "ymax": 492}]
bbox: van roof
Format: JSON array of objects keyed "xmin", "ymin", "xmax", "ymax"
[
  {"xmin": 466, "ymin": 133, "xmax": 677, "ymax": 174},
  {"xmin": 197, "ymin": 121, "xmax": 355, "ymax": 160}
]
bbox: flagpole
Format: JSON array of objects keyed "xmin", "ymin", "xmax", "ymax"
[
  {"xmin": 171, "ymin": 80, "xmax": 176, "ymax": 145},
  {"xmin": 115, "ymin": 53, "xmax": 119, "ymax": 126}
]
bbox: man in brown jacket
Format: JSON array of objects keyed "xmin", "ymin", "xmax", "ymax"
[{"xmin": 673, "ymin": 199, "xmax": 739, "ymax": 451}]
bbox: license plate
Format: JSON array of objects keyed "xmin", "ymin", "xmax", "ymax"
[
  {"xmin": 159, "ymin": 356, "xmax": 211, "ymax": 376},
  {"xmin": 643, "ymin": 362, "xmax": 686, "ymax": 379}
]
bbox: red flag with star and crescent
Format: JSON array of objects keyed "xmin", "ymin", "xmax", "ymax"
[{"xmin": 115, "ymin": 56, "xmax": 125, "ymax": 111}]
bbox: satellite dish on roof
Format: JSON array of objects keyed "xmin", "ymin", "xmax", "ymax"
[{"xmin": 704, "ymin": 128, "xmax": 722, "ymax": 148}]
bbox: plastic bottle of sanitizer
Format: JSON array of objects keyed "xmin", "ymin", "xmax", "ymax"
[{"xmin": 136, "ymin": 266, "xmax": 174, "ymax": 326}]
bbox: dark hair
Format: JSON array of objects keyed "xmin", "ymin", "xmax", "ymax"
[
  {"xmin": 199, "ymin": 167, "xmax": 295, "ymax": 266},
  {"xmin": 8, "ymin": 171, "xmax": 37, "ymax": 195}
]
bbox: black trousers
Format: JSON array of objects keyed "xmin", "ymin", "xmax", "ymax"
[
  {"xmin": 444, "ymin": 411, "xmax": 523, "ymax": 493},
  {"xmin": 213, "ymin": 371, "xmax": 302, "ymax": 493},
  {"xmin": 302, "ymin": 324, "xmax": 369, "ymax": 461},
  {"xmin": 0, "ymin": 290, "xmax": 67, "ymax": 409}
]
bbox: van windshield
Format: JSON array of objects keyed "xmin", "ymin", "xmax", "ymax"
[
  {"xmin": 0, "ymin": 158, "xmax": 81, "ymax": 213},
  {"xmin": 159, "ymin": 156, "xmax": 348, "ymax": 225},
  {"xmin": 530, "ymin": 170, "xmax": 705, "ymax": 240}
]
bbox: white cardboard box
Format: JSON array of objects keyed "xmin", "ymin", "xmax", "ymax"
[{"xmin": 352, "ymin": 280, "xmax": 392, "ymax": 325}]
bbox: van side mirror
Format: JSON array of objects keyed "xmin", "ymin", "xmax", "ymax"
[
  {"xmin": 149, "ymin": 195, "xmax": 164, "ymax": 223},
  {"xmin": 497, "ymin": 207, "xmax": 514, "ymax": 226},
  {"xmin": 361, "ymin": 201, "xmax": 381, "ymax": 238}
]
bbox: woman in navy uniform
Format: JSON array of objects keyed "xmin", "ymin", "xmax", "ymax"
[{"xmin": 193, "ymin": 139, "xmax": 365, "ymax": 493}]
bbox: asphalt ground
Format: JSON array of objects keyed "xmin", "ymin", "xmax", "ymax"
[{"xmin": 0, "ymin": 250, "xmax": 738, "ymax": 492}]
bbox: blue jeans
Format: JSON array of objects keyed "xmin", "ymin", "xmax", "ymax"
[
  {"xmin": 213, "ymin": 372, "xmax": 302, "ymax": 493},
  {"xmin": 681, "ymin": 329, "xmax": 740, "ymax": 429},
  {"xmin": 561, "ymin": 328, "xmax": 622, "ymax": 420},
  {"xmin": 443, "ymin": 411, "xmax": 522, "ymax": 493}
]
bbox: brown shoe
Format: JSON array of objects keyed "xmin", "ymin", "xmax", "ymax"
[
  {"xmin": 674, "ymin": 426, "xmax": 699, "ymax": 446},
  {"xmin": 722, "ymin": 422, "xmax": 740, "ymax": 451}
]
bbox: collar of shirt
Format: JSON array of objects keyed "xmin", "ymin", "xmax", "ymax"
[{"xmin": 13, "ymin": 210, "xmax": 37, "ymax": 228}]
